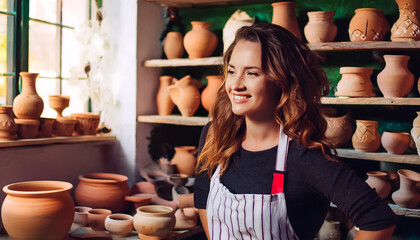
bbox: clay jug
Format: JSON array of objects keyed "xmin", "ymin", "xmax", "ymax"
[
  {"xmin": 335, "ymin": 67, "xmax": 375, "ymax": 97},
  {"xmin": 272, "ymin": 1, "xmax": 302, "ymax": 40},
  {"xmin": 133, "ymin": 205, "xmax": 176, "ymax": 240},
  {"xmin": 1, "ymin": 181, "xmax": 74, "ymax": 240},
  {"xmin": 156, "ymin": 76, "xmax": 175, "ymax": 116},
  {"xmin": 171, "ymin": 146, "xmax": 197, "ymax": 177},
  {"xmin": 352, "ymin": 120, "xmax": 381, "ymax": 152},
  {"xmin": 75, "ymin": 173, "xmax": 130, "ymax": 213},
  {"xmin": 168, "ymin": 75, "xmax": 200, "ymax": 117},
  {"xmin": 324, "ymin": 111, "xmax": 353, "ymax": 148},
  {"xmin": 201, "ymin": 75, "xmax": 223, "ymax": 115},
  {"xmin": 377, "ymin": 55, "xmax": 414, "ymax": 97},
  {"xmin": 318, "ymin": 220, "xmax": 341, "ymax": 240},
  {"xmin": 381, "ymin": 131, "xmax": 410, "ymax": 154},
  {"xmin": 391, "ymin": 0, "xmax": 420, "ymax": 41},
  {"xmin": 411, "ymin": 111, "xmax": 420, "ymax": 156},
  {"xmin": 349, "ymin": 8, "xmax": 390, "ymax": 42},
  {"xmin": 365, "ymin": 171, "xmax": 392, "ymax": 199},
  {"xmin": 13, "ymin": 72, "xmax": 44, "ymax": 119},
  {"xmin": 164, "ymin": 32, "xmax": 184, "ymax": 59},
  {"xmin": 223, "ymin": 9, "xmax": 254, "ymax": 53},
  {"xmin": 304, "ymin": 11, "xmax": 337, "ymax": 43},
  {"xmin": 183, "ymin": 21, "xmax": 218, "ymax": 59},
  {"xmin": 0, "ymin": 106, "xmax": 18, "ymax": 140},
  {"xmin": 392, "ymin": 169, "xmax": 420, "ymax": 208}
]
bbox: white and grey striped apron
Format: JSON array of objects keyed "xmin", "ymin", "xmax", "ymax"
[{"xmin": 206, "ymin": 126, "xmax": 299, "ymax": 240}]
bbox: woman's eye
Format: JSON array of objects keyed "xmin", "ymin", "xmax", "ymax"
[
  {"xmin": 227, "ymin": 70, "xmax": 235, "ymax": 75},
  {"xmin": 247, "ymin": 72, "xmax": 259, "ymax": 76}
]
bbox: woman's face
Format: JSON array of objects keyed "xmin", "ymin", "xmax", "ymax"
[{"xmin": 225, "ymin": 40, "xmax": 279, "ymax": 120}]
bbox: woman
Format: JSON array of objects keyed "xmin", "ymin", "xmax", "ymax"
[{"xmin": 194, "ymin": 23, "xmax": 396, "ymax": 240}]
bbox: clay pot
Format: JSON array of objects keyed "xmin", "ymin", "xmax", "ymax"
[
  {"xmin": 271, "ymin": 1, "xmax": 302, "ymax": 40},
  {"xmin": 70, "ymin": 113, "xmax": 100, "ymax": 135},
  {"xmin": 38, "ymin": 118, "xmax": 55, "ymax": 138},
  {"xmin": 52, "ymin": 117, "xmax": 77, "ymax": 136},
  {"xmin": 133, "ymin": 205, "xmax": 176, "ymax": 240},
  {"xmin": 87, "ymin": 208, "xmax": 112, "ymax": 231},
  {"xmin": 352, "ymin": 120, "xmax": 381, "ymax": 152},
  {"xmin": 381, "ymin": 131, "xmax": 410, "ymax": 154},
  {"xmin": 130, "ymin": 182, "xmax": 178, "ymax": 210},
  {"xmin": 1, "ymin": 181, "xmax": 74, "ymax": 240},
  {"xmin": 391, "ymin": 0, "xmax": 420, "ymax": 41},
  {"xmin": 411, "ymin": 111, "xmax": 420, "ymax": 156},
  {"xmin": 0, "ymin": 106, "xmax": 18, "ymax": 141},
  {"xmin": 168, "ymin": 75, "xmax": 200, "ymax": 117},
  {"xmin": 392, "ymin": 169, "xmax": 420, "ymax": 208},
  {"xmin": 324, "ymin": 111, "xmax": 353, "ymax": 147},
  {"xmin": 335, "ymin": 67, "xmax": 375, "ymax": 97},
  {"xmin": 124, "ymin": 194, "xmax": 153, "ymax": 214},
  {"xmin": 13, "ymin": 72, "xmax": 44, "ymax": 119},
  {"xmin": 74, "ymin": 206, "xmax": 92, "ymax": 226},
  {"xmin": 377, "ymin": 55, "xmax": 414, "ymax": 97},
  {"xmin": 164, "ymin": 32, "xmax": 184, "ymax": 59},
  {"xmin": 304, "ymin": 11, "xmax": 337, "ymax": 43},
  {"xmin": 348, "ymin": 8, "xmax": 389, "ymax": 42},
  {"xmin": 183, "ymin": 21, "xmax": 218, "ymax": 59},
  {"xmin": 48, "ymin": 95, "xmax": 70, "ymax": 117},
  {"xmin": 201, "ymin": 75, "xmax": 223, "ymax": 114},
  {"xmin": 384, "ymin": 171, "xmax": 400, "ymax": 191},
  {"xmin": 105, "ymin": 213, "xmax": 133, "ymax": 238},
  {"xmin": 365, "ymin": 171, "xmax": 392, "ymax": 199},
  {"xmin": 75, "ymin": 173, "xmax": 130, "ymax": 213},
  {"xmin": 15, "ymin": 119, "xmax": 40, "ymax": 139},
  {"xmin": 223, "ymin": 9, "xmax": 254, "ymax": 53},
  {"xmin": 171, "ymin": 146, "xmax": 197, "ymax": 176},
  {"xmin": 318, "ymin": 220, "xmax": 341, "ymax": 240},
  {"xmin": 156, "ymin": 76, "xmax": 175, "ymax": 116}
]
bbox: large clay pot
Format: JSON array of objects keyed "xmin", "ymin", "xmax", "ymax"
[
  {"xmin": 352, "ymin": 120, "xmax": 381, "ymax": 152},
  {"xmin": 381, "ymin": 131, "xmax": 410, "ymax": 154},
  {"xmin": 377, "ymin": 55, "xmax": 414, "ymax": 97},
  {"xmin": 1, "ymin": 181, "xmax": 74, "ymax": 240},
  {"xmin": 349, "ymin": 8, "xmax": 389, "ymax": 42},
  {"xmin": 171, "ymin": 146, "xmax": 197, "ymax": 177},
  {"xmin": 335, "ymin": 67, "xmax": 375, "ymax": 97},
  {"xmin": 223, "ymin": 9, "xmax": 254, "ymax": 53},
  {"xmin": 318, "ymin": 220, "xmax": 341, "ymax": 240},
  {"xmin": 271, "ymin": 1, "xmax": 302, "ymax": 40},
  {"xmin": 324, "ymin": 111, "xmax": 353, "ymax": 147},
  {"xmin": 201, "ymin": 75, "xmax": 223, "ymax": 114},
  {"xmin": 365, "ymin": 171, "xmax": 392, "ymax": 199},
  {"xmin": 183, "ymin": 21, "xmax": 218, "ymax": 59},
  {"xmin": 133, "ymin": 205, "xmax": 176, "ymax": 240},
  {"xmin": 391, "ymin": 0, "xmax": 420, "ymax": 41},
  {"xmin": 411, "ymin": 111, "xmax": 420, "ymax": 156},
  {"xmin": 0, "ymin": 106, "xmax": 18, "ymax": 140},
  {"xmin": 70, "ymin": 113, "xmax": 100, "ymax": 135},
  {"xmin": 392, "ymin": 169, "xmax": 420, "ymax": 208},
  {"xmin": 13, "ymin": 72, "xmax": 44, "ymax": 119},
  {"xmin": 156, "ymin": 76, "xmax": 175, "ymax": 116},
  {"xmin": 164, "ymin": 32, "xmax": 184, "ymax": 59},
  {"xmin": 168, "ymin": 75, "xmax": 200, "ymax": 117},
  {"xmin": 75, "ymin": 173, "xmax": 130, "ymax": 213},
  {"xmin": 304, "ymin": 11, "xmax": 337, "ymax": 43}
]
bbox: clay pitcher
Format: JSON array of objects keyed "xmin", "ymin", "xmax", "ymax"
[
  {"xmin": 0, "ymin": 106, "xmax": 18, "ymax": 140},
  {"xmin": 392, "ymin": 169, "xmax": 420, "ymax": 208},
  {"xmin": 13, "ymin": 72, "xmax": 44, "ymax": 119},
  {"xmin": 201, "ymin": 75, "xmax": 223, "ymax": 115},
  {"xmin": 411, "ymin": 111, "xmax": 420, "ymax": 156},
  {"xmin": 156, "ymin": 76, "xmax": 175, "ymax": 116},
  {"xmin": 183, "ymin": 21, "xmax": 218, "ymax": 59},
  {"xmin": 164, "ymin": 32, "xmax": 184, "ymax": 59},
  {"xmin": 304, "ymin": 11, "xmax": 337, "ymax": 43},
  {"xmin": 171, "ymin": 146, "xmax": 197, "ymax": 177},
  {"xmin": 335, "ymin": 67, "xmax": 375, "ymax": 97},
  {"xmin": 349, "ymin": 8, "xmax": 390, "ymax": 42},
  {"xmin": 365, "ymin": 171, "xmax": 392, "ymax": 199},
  {"xmin": 271, "ymin": 1, "xmax": 302, "ymax": 40},
  {"xmin": 324, "ymin": 111, "xmax": 353, "ymax": 148},
  {"xmin": 352, "ymin": 120, "xmax": 381, "ymax": 152},
  {"xmin": 168, "ymin": 75, "xmax": 200, "ymax": 117},
  {"xmin": 391, "ymin": 0, "xmax": 420, "ymax": 41},
  {"xmin": 377, "ymin": 55, "xmax": 414, "ymax": 97}
]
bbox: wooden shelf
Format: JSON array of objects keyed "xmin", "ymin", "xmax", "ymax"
[
  {"xmin": 336, "ymin": 148, "xmax": 420, "ymax": 165},
  {"xmin": 137, "ymin": 115, "xmax": 210, "ymax": 126},
  {"xmin": 389, "ymin": 204, "xmax": 420, "ymax": 218},
  {"xmin": 144, "ymin": 56, "xmax": 222, "ymax": 68},
  {"xmin": 321, "ymin": 97, "xmax": 420, "ymax": 105},
  {"xmin": 144, "ymin": 0, "xmax": 275, "ymax": 7},
  {"xmin": 0, "ymin": 135, "xmax": 116, "ymax": 148}
]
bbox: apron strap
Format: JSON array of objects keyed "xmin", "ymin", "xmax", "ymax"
[{"xmin": 275, "ymin": 125, "xmax": 289, "ymax": 172}]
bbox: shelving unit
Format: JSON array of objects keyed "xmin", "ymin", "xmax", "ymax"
[
  {"xmin": 321, "ymin": 97, "xmax": 420, "ymax": 105},
  {"xmin": 389, "ymin": 204, "xmax": 420, "ymax": 218},
  {"xmin": 144, "ymin": 0, "xmax": 276, "ymax": 7},
  {"xmin": 137, "ymin": 115, "xmax": 209, "ymax": 126},
  {"xmin": 336, "ymin": 149, "xmax": 420, "ymax": 165}
]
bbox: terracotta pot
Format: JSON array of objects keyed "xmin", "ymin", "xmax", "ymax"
[
  {"xmin": 352, "ymin": 120, "xmax": 381, "ymax": 152},
  {"xmin": 52, "ymin": 117, "xmax": 77, "ymax": 136},
  {"xmin": 411, "ymin": 111, "xmax": 420, "ymax": 156},
  {"xmin": 168, "ymin": 75, "xmax": 200, "ymax": 117},
  {"xmin": 183, "ymin": 21, "xmax": 218, "ymax": 59},
  {"xmin": 124, "ymin": 194, "xmax": 153, "ymax": 214},
  {"xmin": 1, "ymin": 181, "xmax": 74, "ymax": 240},
  {"xmin": 105, "ymin": 213, "xmax": 133, "ymax": 238},
  {"xmin": 304, "ymin": 11, "xmax": 337, "ymax": 43},
  {"xmin": 384, "ymin": 171, "xmax": 400, "ymax": 192},
  {"xmin": 318, "ymin": 220, "xmax": 341, "ymax": 240},
  {"xmin": 381, "ymin": 131, "xmax": 410, "ymax": 154},
  {"xmin": 391, "ymin": 0, "xmax": 420, "ymax": 41},
  {"xmin": 87, "ymin": 208, "xmax": 112, "ymax": 231},
  {"xmin": 48, "ymin": 95, "xmax": 70, "ymax": 117},
  {"xmin": 271, "ymin": 1, "xmax": 301, "ymax": 40},
  {"xmin": 74, "ymin": 206, "xmax": 92, "ymax": 226},
  {"xmin": 377, "ymin": 55, "xmax": 414, "ymax": 97},
  {"xmin": 12, "ymin": 72, "xmax": 44, "ymax": 119},
  {"xmin": 349, "ymin": 8, "xmax": 389, "ymax": 42},
  {"xmin": 174, "ymin": 207, "xmax": 198, "ymax": 230},
  {"xmin": 156, "ymin": 76, "xmax": 175, "ymax": 116},
  {"xmin": 223, "ymin": 9, "xmax": 254, "ymax": 53},
  {"xmin": 335, "ymin": 67, "xmax": 375, "ymax": 97},
  {"xmin": 324, "ymin": 111, "xmax": 353, "ymax": 147},
  {"xmin": 171, "ymin": 146, "xmax": 197, "ymax": 176},
  {"xmin": 0, "ymin": 106, "xmax": 18, "ymax": 141},
  {"xmin": 70, "ymin": 113, "xmax": 100, "ymax": 135},
  {"xmin": 392, "ymin": 169, "xmax": 420, "ymax": 208},
  {"xmin": 130, "ymin": 182, "xmax": 178, "ymax": 210},
  {"xmin": 201, "ymin": 75, "xmax": 223, "ymax": 115},
  {"xmin": 365, "ymin": 171, "xmax": 392, "ymax": 199},
  {"xmin": 75, "ymin": 173, "xmax": 130, "ymax": 213},
  {"xmin": 15, "ymin": 119, "xmax": 40, "ymax": 139},
  {"xmin": 38, "ymin": 118, "xmax": 55, "ymax": 138},
  {"xmin": 133, "ymin": 205, "xmax": 176, "ymax": 240},
  {"xmin": 164, "ymin": 32, "xmax": 184, "ymax": 59}
]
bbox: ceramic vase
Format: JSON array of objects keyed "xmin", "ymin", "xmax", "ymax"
[
  {"xmin": 349, "ymin": 8, "xmax": 390, "ymax": 42},
  {"xmin": 13, "ymin": 72, "xmax": 44, "ymax": 119},
  {"xmin": 74, "ymin": 206, "xmax": 92, "ymax": 226},
  {"xmin": 164, "ymin": 32, "xmax": 184, "ymax": 59},
  {"xmin": 201, "ymin": 75, "xmax": 223, "ymax": 115},
  {"xmin": 1, "ymin": 181, "xmax": 74, "ymax": 240},
  {"xmin": 48, "ymin": 95, "xmax": 70, "ymax": 117},
  {"xmin": 392, "ymin": 169, "xmax": 420, "ymax": 208},
  {"xmin": 271, "ymin": 1, "xmax": 302, "ymax": 40},
  {"xmin": 183, "ymin": 21, "xmax": 218, "ymax": 59},
  {"xmin": 87, "ymin": 208, "xmax": 112, "ymax": 231},
  {"xmin": 411, "ymin": 111, "xmax": 420, "ymax": 156},
  {"xmin": 0, "ymin": 106, "xmax": 18, "ymax": 140},
  {"xmin": 318, "ymin": 220, "xmax": 341, "ymax": 240},
  {"xmin": 156, "ymin": 76, "xmax": 175, "ymax": 116},
  {"xmin": 133, "ymin": 205, "xmax": 176, "ymax": 240},
  {"xmin": 377, "ymin": 55, "xmax": 414, "ymax": 97},
  {"xmin": 352, "ymin": 120, "xmax": 381, "ymax": 152},
  {"xmin": 365, "ymin": 171, "xmax": 392, "ymax": 199},
  {"xmin": 171, "ymin": 146, "xmax": 197, "ymax": 176},
  {"xmin": 381, "ymin": 131, "xmax": 410, "ymax": 154},
  {"xmin": 75, "ymin": 173, "xmax": 130, "ymax": 213},
  {"xmin": 304, "ymin": 11, "xmax": 337, "ymax": 43},
  {"xmin": 15, "ymin": 119, "xmax": 40, "ymax": 139},
  {"xmin": 38, "ymin": 118, "xmax": 55, "ymax": 138},
  {"xmin": 52, "ymin": 117, "xmax": 77, "ymax": 136},
  {"xmin": 324, "ymin": 111, "xmax": 353, "ymax": 147},
  {"xmin": 70, "ymin": 113, "xmax": 100, "ymax": 135},
  {"xmin": 391, "ymin": 0, "xmax": 420, "ymax": 41},
  {"xmin": 105, "ymin": 214, "xmax": 134, "ymax": 238},
  {"xmin": 168, "ymin": 75, "xmax": 200, "ymax": 117},
  {"xmin": 223, "ymin": 9, "xmax": 254, "ymax": 53},
  {"xmin": 335, "ymin": 67, "xmax": 375, "ymax": 97}
]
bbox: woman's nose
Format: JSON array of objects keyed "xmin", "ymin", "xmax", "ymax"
[{"xmin": 231, "ymin": 74, "xmax": 246, "ymax": 90}]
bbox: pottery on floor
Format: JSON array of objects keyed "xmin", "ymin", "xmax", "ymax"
[
  {"xmin": 74, "ymin": 206, "xmax": 92, "ymax": 226},
  {"xmin": 87, "ymin": 208, "xmax": 112, "ymax": 231},
  {"xmin": 104, "ymin": 213, "xmax": 133, "ymax": 238},
  {"xmin": 133, "ymin": 205, "xmax": 176, "ymax": 240}
]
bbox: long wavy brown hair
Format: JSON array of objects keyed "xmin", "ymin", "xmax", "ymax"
[{"xmin": 197, "ymin": 23, "xmax": 336, "ymax": 177}]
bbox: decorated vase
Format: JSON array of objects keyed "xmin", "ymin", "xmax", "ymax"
[
  {"xmin": 391, "ymin": 0, "xmax": 420, "ymax": 41},
  {"xmin": 349, "ymin": 8, "xmax": 389, "ymax": 42},
  {"xmin": 0, "ymin": 106, "xmax": 18, "ymax": 141},
  {"xmin": 352, "ymin": 120, "xmax": 381, "ymax": 152},
  {"xmin": 324, "ymin": 111, "xmax": 353, "ymax": 148}
]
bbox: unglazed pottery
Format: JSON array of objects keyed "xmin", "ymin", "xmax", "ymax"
[
  {"xmin": 74, "ymin": 206, "xmax": 92, "ymax": 226},
  {"xmin": 348, "ymin": 8, "xmax": 389, "ymax": 42},
  {"xmin": 52, "ymin": 117, "xmax": 77, "ymax": 136},
  {"xmin": 168, "ymin": 75, "xmax": 200, "ymax": 117},
  {"xmin": 392, "ymin": 169, "xmax": 420, "ymax": 208},
  {"xmin": 105, "ymin": 214, "xmax": 134, "ymax": 238},
  {"xmin": 87, "ymin": 208, "xmax": 112, "ymax": 231},
  {"xmin": 384, "ymin": 171, "xmax": 400, "ymax": 192},
  {"xmin": 391, "ymin": 0, "xmax": 420, "ymax": 41},
  {"xmin": 156, "ymin": 76, "xmax": 175, "ymax": 116},
  {"xmin": 48, "ymin": 95, "xmax": 70, "ymax": 117},
  {"xmin": 381, "ymin": 131, "xmax": 410, "ymax": 154},
  {"xmin": 271, "ymin": 1, "xmax": 302, "ymax": 39},
  {"xmin": 411, "ymin": 111, "xmax": 420, "ymax": 155},
  {"xmin": 164, "ymin": 32, "xmax": 184, "ymax": 59},
  {"xmin": 38, "ymin": 118, "xmax": 55, "ymax": 138},
  {"xmin": 130, "ymin": 181, "xmax": 178, "ymax": 209},
  {"xmin": 0, "ymin": 106, "xmax": 18, "ymax": 141},
  {"xmin": 318, "ymin": 220, "xmax": 341, "ymax": 240},
  {"xmin": 15, "ymin": 119, "xmax": 40, "ymax": 139},
  {"xmin": 201, "ymin": 75, "xmax": 223, "ymax": 115},
  {"xmin": 171, "ymin": 146, "xmax": 197, "ymax": 176},
  {"xmin": 304, "ymin": 11, "xmax": 337, "ymax": 43},
  {"xmin": 70, "ymin": 113, "xmax": 100, "ymax": 135},
  {"xmin": 377, "ymin": 55, "xmax": 414, "ymax": 97},
  {"xmin": 183, "ymin": 21, "xmax": 218, "ymax": 59},
  {"xmin": 365, "ymin": 171, "xmax": 392, "ymax": 199},
  {"xmin": 75, "ymin": 173, "xmax": 130, "ymax": 213},
  {"xmin": 324, "ymin": 111, "xmax": 353, "ymax": 147},
  {"xmin": 174, "ymin": 207, "xmax": 198, "ymax": 230},
  {"xmin": 223, "ymin": 9, "xmax": 254, "ymax": 53},
  {"xmin": 124, "ymin": 194, "xmax": 153, "ymax": 214},
  {"xmin": 352, "ymin": 120, "xmax": 381, "ymax": 152},
  {"xmin": 1, "ymin": 181, "xmax": 74, "ymax": 240},
  {"xmin": 13, "ymin": 72, "xmax": 44, "ymax": 119},
  {"xmin": 133, "ymin": 205, "xmax": 176, "ymax": 240},
  {"xmin": 335, "ymin": 67, "xmax": 375, "ymax": 97}
]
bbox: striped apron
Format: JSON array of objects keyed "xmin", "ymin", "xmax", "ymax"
[{"xmin": 206, "ymin": 126, "xmax": 299, "ymax": 240}]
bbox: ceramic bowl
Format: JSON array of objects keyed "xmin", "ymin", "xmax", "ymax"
[
  {"xmin": 15, "ymin": 119, "xmax": 40, "ymax": 139},
  {"xmin": 48, "ymin": 95, "xmax": 70, "ymax": 117},
  {"xmin": 104, "ymin": 213, "xmax": 133, "ymax": 238},
  {"xmin": 87, "ymin": 208, "xmax": 112, "ymax": 231}
]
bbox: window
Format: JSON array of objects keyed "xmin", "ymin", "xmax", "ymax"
[{"xmin": 0, "ymin": 0, "xmax": 15, "ymax": 105}]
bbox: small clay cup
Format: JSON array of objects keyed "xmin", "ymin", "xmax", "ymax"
[
  {"xmin": 48, "ymin": 95, "xmax": 70, "ymax": 117},
  {"xmin": 15, "ymin": 119, "xmax": 40, "ymax": 139},
  {"xmin": 104, "ymin": 213, "xmax": 134, "ymax": 238},
  {"xmin": 38, "ymin": 118, "xmax": 55, "ymax": 138},
  {"xmin": 52, "ymin": 117, "xmax": 77, "ymax": 136},
  {"xmin": 70, "ymin": 113, "xmax": 100, "ymax": 135},
  {"xmin": 74, "ymin": 206, "xmax": 92, "ymax": 226},
  {"xmin": 87, "ymin": 208, "xmax": 112, "ymax": 231}
]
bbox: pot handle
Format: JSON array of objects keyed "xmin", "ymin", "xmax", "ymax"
[{"xmin": 167, "ymin": 85, "xmax": 182, "ymax": 105}]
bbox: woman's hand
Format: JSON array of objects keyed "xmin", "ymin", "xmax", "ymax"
[
  {"xmin": 354, "ymin": 225, "xmax": 395, "ymax": 240},
  {"xmin": 198, "ymin": 209, "xmax": 210, "ymax": 239}
]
